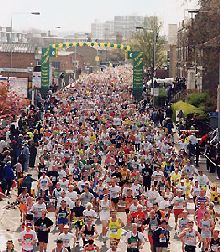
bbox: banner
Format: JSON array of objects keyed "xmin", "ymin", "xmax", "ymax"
[
  {"xmin": 9, "ymin": 78, "xmax": 28, "ymax": 98},
  {"xmin": 49, "ymin": 46, "xmax": 58, "ymax": 57},
  {"xmin": 41, "ymin": 48, "xmax": 50, "ymax": 97},
  {"xmin": 132, "ymin": 51, "xmax": 143, "ymax": 101}
]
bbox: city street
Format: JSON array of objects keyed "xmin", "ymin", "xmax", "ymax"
[
  {"xmin": 1, "ymin": 1, "xmax": 220, "ymax": 252},
  {"xmin": 0, "ymin": 152, "xmax": 219, "ymax": 252}
]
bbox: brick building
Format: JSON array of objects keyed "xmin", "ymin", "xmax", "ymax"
[{"xmin": 0, "ymin": 44, "xmax": 37, "ymax": 79}]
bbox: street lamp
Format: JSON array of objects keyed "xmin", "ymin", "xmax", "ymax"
[
  {"xmin": 10, "ymin": 12, "xmax": 40, "ymax": 69},
  {"xmin": 136, "ymin": 26, "xmax": 157, "ymax": 107}
]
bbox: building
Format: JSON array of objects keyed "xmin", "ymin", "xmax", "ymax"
[
  {"xmin": 176, "ymin": 19, "xmax": 199, "ymax": 90},
  {"xmin": 0, "ymin": 43, "xmax": 38, "ymax": 79},
  {"xmin": 0, "ymin": 27, "xmax": 27, "ymax": 43},
  {"xmin": 167, "ymin": 24, "xmax": 178, "ymax": 78},
  {"xmin": 114, "ymin": 16, "xmax": 144, "ymax": 41},
  {"xmin": 91, "ymin": 15, "xmax": 154, "ymax": 42},
  {"xmin": 91, "ymin": 20, "xmax": 115, "ymax": 41},
  {"xmin": 168, "ymin": 24, "xmax": 178, "ymax": 45}
]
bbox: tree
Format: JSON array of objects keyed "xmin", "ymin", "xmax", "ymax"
[{"xmin": 129, "ymin": 16, "xmax": 166, "ymax": 68}]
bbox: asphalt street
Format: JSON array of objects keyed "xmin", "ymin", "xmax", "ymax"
[{"xmin": 0, "ymin": 157, "xmax": 219, "ymax": 252}]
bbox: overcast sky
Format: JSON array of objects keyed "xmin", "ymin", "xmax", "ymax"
[{"xmin": 0, "ymin": 0, "xmax": 198, "ymax": 34}]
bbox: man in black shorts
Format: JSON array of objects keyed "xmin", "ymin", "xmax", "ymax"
[
  {"xmin": 34, "ymin": 209, "xmax": 53, "ymax": 252},
  {"xmin": 71, "ymin": 199, "xmax": 85, "ymax": 244}
]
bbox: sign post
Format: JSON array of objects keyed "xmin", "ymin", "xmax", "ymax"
[
  {"xmin": 128, "ymin": 51, "xmax": 144, "ymax": 101},
  {"xmin": 41, "ymin": 48, "xmax": 50, "ymax": 97}
]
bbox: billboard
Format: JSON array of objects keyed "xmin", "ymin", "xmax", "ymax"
[{"xmin": 9, "ymin": 77, "xmax": 28, "ymax": 98}]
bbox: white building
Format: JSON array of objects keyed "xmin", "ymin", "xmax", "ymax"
[
  {"xmin": 114, "ymin": 16, "xmax": 144, "ymax": 40},
  {"xmin": 91, "ymin": 20, "xmax": 114, "ymax": 41},
  {"xmin": 0, "ymin": 27, "xmax": 27, "ymax": 43}
]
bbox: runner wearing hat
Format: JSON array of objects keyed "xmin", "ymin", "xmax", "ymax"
[
  {"xmin": 1, "ymin": 240, "xmax": 17, "ymax": 252},
  {"xmin": 52, "ymin": 240, "xmax": 68, "ymax": 252},
  {"xmin": 57, "ymin": 225, "xmax": 73, "ymax": 252},
  {"xmin": 18, "ymin": 223, "xmax": 37, "ymax": 252}
]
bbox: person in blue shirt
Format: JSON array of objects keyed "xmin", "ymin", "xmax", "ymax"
[{"xmin": 3, "ymin": 161, "xmax": 15, "ymax": 195}]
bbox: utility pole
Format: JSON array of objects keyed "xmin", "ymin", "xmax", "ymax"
[{"xmin": 152, "ymin": 30, "xmax": 157, "ymax": 107}]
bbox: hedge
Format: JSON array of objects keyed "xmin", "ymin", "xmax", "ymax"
[{"xmin": 172, "ymin": 100, "xmax": 205, "ymax": 121}]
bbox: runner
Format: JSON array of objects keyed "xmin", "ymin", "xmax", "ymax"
[
  {"xmin": 17, "ymin": 187, "xmax": 29, "ymax": 222},
  {"xmin": 143, "ymin": 210, "xmax": 160, "ymax": 252},
  {"xmin": 55, "ymin": 200, "xmax": 70, "ymax": 233},
  {"xmin": 34, "ymin": 209, "xmax": 53, "ymax": 252},
  {"xmin": 18, "ymin": 223, "xmax": 37, "ymax": 252},
  {"xmin": 51, "ymin": 240, "xmax": 69, "ymax": 252},
  {"xmin": 179, "ymin": 220, "xmax": 201, "ymax": 252},
  {"xmin": 172, "ymin": 190, "xmax": 186, "ymax": 230},
  {"xmin": 153, "ymin": 220, "xmax": 170, "ymax": 252},
  {"xmin": 99, "ymin": 194, "xmax": 111, "ymax": 239},
  {"xmin": 126, "ymin": 223, "xmax": 144, "ymax": 252},
  {"xmin": 83, "ymin": 238, "xmax": 100, "ymax": 252},
  {"xmin": 80, "ymin": 219, "xmax": 99, "ymax": 246},
  {"xmin": 1, "ymin": 240, "xmax": 18, "ymax": 252},
  {"xmin": 57, "ymin": 225, "xmax": 73, "ymax": 252},
  {"xmin": 108, "ymin": 211, "xmax": 124, "ymax": 246}
]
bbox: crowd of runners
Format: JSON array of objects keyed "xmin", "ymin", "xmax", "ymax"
[{"xmin": 0, "ymin": 65, "xmax": 219, "ymax": 252}]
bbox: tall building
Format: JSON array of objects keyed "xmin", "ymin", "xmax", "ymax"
[
  {"xmin": 168, "ymin": 24, "xmax": 178, "ymax": 45},
  {"xmin": 90, "ymin": 16, "xmax": 158, "ymax": 42},
  {"xmin": 91, "ymin": 20, "xmax": 114, "ymax": 41},
  {"xmin": 114, "ymin": 16, "xmax": 144, "ymax": 40},
  {"xmin": 167, "ymin": 24, "xmax": 178, "ymax": 78}
]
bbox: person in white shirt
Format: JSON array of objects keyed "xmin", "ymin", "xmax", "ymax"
[
  {"xmin": 197, "ymin": 170, "xmax": 209, "ymax": 189},
  {"xmin": 99, "ymin": 194, "xmax": 110, "ymax": 239},
  {"xmin": 145, "ymin": 185, "xmax": 160, "ymax": 207},
  {"xmin": 32, "ymin": 197, "xmax": 47, "ymax": 222},
  {"xmin": 66, "ymin": 185, "xmax": 78, "ymax": 207},
  {"xmin": 59, "ymin": 177, "xmax": 69, "ymax": 192},
  {"xmin": 126, "ymin": 223, "xmax": 144, "ymax": 251},
  {"xmin": 152, "ymin": 167, "xmax": 164, "ymax": 187},
  {"xmin": 18, "ymin": 223, "xmax": 37, "ymax": 252},
  {"xmin": 57, "ymin": 167, "xmax": 67, "ymax": 180},
  {"xmin": 109, "ymin": 179, "xmax": 121, "ymax": 210},
  {"xmin": 38, "ymin": 172, "xmax": 52, "ymax": 195},
  {"xmin": 57, "ymin": 225, "xmax": 74, "ymax": 251},
  {"xmin": 57, "ymin": 191, "xmax": 71, "ymax": 209},
  {"xmin": 83, "ymin": 203, "xmax": 97, "ymax": 224},
  {"xmin": 132, "ymin": 180, "xmax": 142, "ymax": 198},
  {"xmin": 171, "ymin": 190, "xmax": 187, "ymax": 230},
  {"xmin": 52, "ymin": 240, "xmax": 69, "ymax": 252}
]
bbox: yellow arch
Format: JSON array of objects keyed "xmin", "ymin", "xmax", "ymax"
[{"xmin": 51, "ymin": 42, "xmax": 131, "ymax": 51}]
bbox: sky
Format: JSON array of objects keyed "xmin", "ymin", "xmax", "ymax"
[{"xmin": 0, "ymin": 0, "xmax": 198, "ymax": 35}]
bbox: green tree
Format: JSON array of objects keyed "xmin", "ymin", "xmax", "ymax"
[{"xmin": 129, "ymin": 16, "xmax": 166, "ymax": 68}]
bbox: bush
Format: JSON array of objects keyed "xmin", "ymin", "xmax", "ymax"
[
  {"xmin": 154, "ymin": 88, "xmax": 167, "ymax": 107},
  {"xmin": 172, "ymin": 100, "xmax": 205, "ymax": 121},
  {"xmin": 187, "ymin": 92, "xmax": 209, "ymax": 108}
]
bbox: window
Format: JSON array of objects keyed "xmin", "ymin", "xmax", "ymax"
[{"xmin": 52, "ymin": 61, "xmax": 60, "ymax": 70}]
